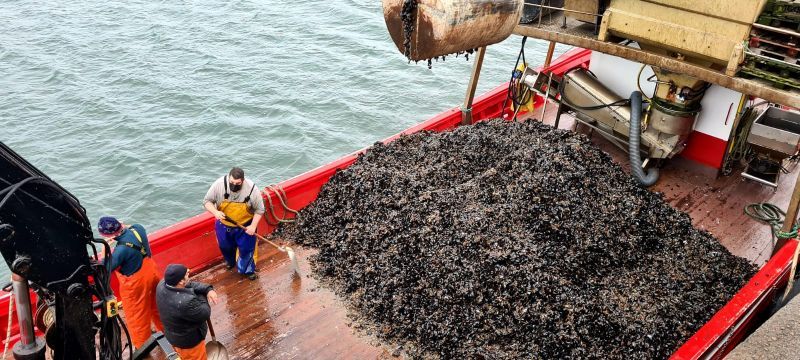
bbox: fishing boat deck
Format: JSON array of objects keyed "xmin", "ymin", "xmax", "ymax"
[
  {"xmin": 147, "ymin": 104, "xmax": 798, "ymax": 359},
  {"xmin": 544, "ymin": 104, "xmax": 797, "ymax": 266},
  {"xmin": 188, "ymin": 246, "xmax": 394, "ymax": 359}
]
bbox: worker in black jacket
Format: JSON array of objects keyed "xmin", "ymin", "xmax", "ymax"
[{"xmin": 155, "ymin": 264, "xmax": 219, "ymax": 360}]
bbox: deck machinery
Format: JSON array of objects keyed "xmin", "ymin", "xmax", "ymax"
[{"xmin": 382, "ymin": 0, "xmax": 800, "ymax": 187}]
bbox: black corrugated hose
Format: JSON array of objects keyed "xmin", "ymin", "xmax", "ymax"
[{"xmin": 628, "ymin": 91, "xmax": 660, "ymax": 186}]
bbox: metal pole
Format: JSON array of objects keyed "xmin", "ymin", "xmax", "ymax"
[
  {"xmin": 539, "ymin": 72, "xmax": 554, "ymax": 121},
  {"xmin": 543, "ymin": 41, "xmax": 556, "ymax": 69},
  {"xmin": 554, "ymin": 102, "xmax": 564, "ymax": 129},
  {"xmin": 461, "ymin": 47, "xmax": 486, "ymax": 125},
  {"xmin": 11, "ymin": 274, "xmax": 35, "ymax": 347},
  {"xmin": 775, "ymin": 174, "xmax": 800, "ymax": 255}
]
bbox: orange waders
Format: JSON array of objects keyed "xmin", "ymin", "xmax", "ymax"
[
  {"xmin": 174, "ymin": 342, "xmax": 208, "ymax": 360},
  {"xmin": 118, "ymin": 256, "xmax": 164, "ymax": 348}
]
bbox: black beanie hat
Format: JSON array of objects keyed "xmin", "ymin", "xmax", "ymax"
[{"xmin": 164, "ymin": 264, "xmax": 188, "ymax": 286}]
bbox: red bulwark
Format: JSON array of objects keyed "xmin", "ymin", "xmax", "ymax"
[
  {"xmin": 671, "ymin": 240, "xmax": 798, "ymax": 359},
  {"xmin": 540, "ymin": 48, "xmax": 591, "ymax": 75},
  {"xmin": 680, "ymin": 131, "xmax": 729, "ymax": 169}
]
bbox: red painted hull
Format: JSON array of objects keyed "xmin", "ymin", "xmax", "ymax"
[{"xmin": 0, "ymin": 48, "xmax": 794, "ymax": 359}]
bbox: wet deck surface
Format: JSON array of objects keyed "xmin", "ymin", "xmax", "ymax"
[
  {"xmin": 539, "ymin": 106, "xmax": 797, "ymax": 265},
  {"xmin": 186, "ymin": 246, "xmax": 395, "ymax": 360},
  {"xmin": 148, "ymin": 106, "xmax": 798, "ymax": 359},
  {"xmin": 652, "ymin": 159, "xmax": 795, "ymax": 264}
]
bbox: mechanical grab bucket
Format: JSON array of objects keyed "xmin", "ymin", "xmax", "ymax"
[{"xmin": 382, "ymin": 0, "xmax": 523, "ymax": 61}]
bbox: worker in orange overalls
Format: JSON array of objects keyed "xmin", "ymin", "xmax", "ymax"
[{"xmin": 98, "ymin": 216, "xmax": 164, "ymax": 349}]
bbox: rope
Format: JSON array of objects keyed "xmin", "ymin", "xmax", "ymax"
[
  {"xmin": 262, "ymin": 192, "xmax": 285, "ymax": 226},
  {"xmin": 722, "ymin": 108, "xmax": 759, "ymax": 176},
  {"xmin": 262, "ymin": 185, "xmax": 298, "ymax": 225},
  {"xmin": 731, "ymin": 109, "xmax": 757, "ymax": 163},
  {"xmin": 744, "ymin": 203, "xmax": 800, "ymax": 240},
  {"xmin": 2, "ymin": 294, "xmax": 13, "ymax": 360},
  {"xmin": 262, "ymin": 194, "xmax": 279, "ymax": 226},
  {"xmin": 266, "ymin": 185, "xmax": 298, "ymax": 216}
]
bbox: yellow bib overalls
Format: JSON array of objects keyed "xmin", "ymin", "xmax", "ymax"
[{"xmin": 218, "ymin": 176, "xmax": 256, "ymax": 227}]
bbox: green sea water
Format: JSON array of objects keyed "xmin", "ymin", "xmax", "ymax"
[{"xmin": 0, "ymin": 0, "xmax": 569, "ymax": 277}]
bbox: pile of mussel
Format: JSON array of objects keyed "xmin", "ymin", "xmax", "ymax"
[{"xmin": 280, "ymin": 120, "xmax": 756, "ymax": 359}]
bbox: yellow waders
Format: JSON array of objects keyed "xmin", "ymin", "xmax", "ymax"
[{"xmin": 218, "ymin": 177, "xmax": 258, "ymax": 264}]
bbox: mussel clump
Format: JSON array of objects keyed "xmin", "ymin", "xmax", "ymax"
[{"xmin": 280, "ymin": 120, "xmax": 757, "ymax": 359}]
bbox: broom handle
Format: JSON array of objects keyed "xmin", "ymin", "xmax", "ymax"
[
  {"xmin": 224, "ymin": 216, "xmax": 285, "ymax": 250},
  {"xmin": 207, "ymin": 319, "xmax": 216, "ymax": 341}
]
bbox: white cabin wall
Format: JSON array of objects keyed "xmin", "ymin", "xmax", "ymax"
[
  {"xmin": 588, "ymin": 50, "xmax": 656, "ymax": 101},
  {"xmin": 588, "ymin": 50, "xmax": 743, "ymax": 142}
]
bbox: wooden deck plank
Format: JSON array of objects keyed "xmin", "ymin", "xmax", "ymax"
[{"xmin": 186, "ymin": 246, "xmax": 393, "ymax": 360}]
